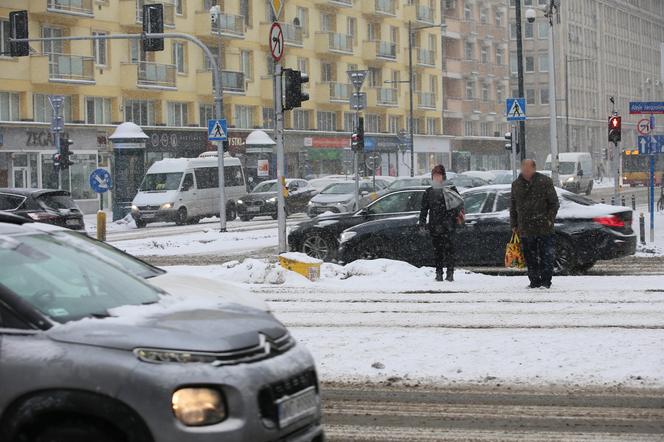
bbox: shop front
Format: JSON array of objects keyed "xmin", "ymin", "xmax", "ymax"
[{"xmin": 143, "ymin": 128, "xmax": 209, "ymax": 167}]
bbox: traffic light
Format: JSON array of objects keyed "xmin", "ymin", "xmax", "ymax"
[
  {"xmin": 351, "ymin": 117, "xmax": 364, "ymax": 152},
  {"xmin": 602, "ymin": 147, "xmax": 609, "ymax": 160},
  {"xmin": 608, "ymin": 115, "xmax": 621, "ymax": 144},
  {"xmin": 222, "ymin": 140, "xmax": 229, "ymax": 153},
  {"xmin": 52, "ymin": 153, "xmax": 62, "ymax": 171},
  {"xmin": 9, "ymin": 10, "xmax": 29, "ymax": 57},
  {"xmin": 504, "ymin": 131, "xmax": 513, "ymax": 151},
  {"xmin": 59, "ymin": 137, "xmax": 75, "ymax": 170},
  {"xmin": 142, "ymin": 4, "xmax": 164, "ymax": 52},
  {"xmin": 283, "ymin": 69, "xmax": 309, "ymax": 111}
]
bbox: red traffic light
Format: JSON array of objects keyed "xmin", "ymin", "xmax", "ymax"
[
  {"xmin": 608, "ymin": 115, "xmax": 622, "ymax": 143},
  {"xmin": 609, "ymin": 116, "xmax": 620, "ymax": 128}
]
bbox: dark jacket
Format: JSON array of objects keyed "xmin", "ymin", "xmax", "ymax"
[
  {"xmin": 419, "ymin": 186, "xmax": 463, "ymax": 236},
  {"xmin": 510, "ymin": 172, "xmax": 560, "ymax": 237}
]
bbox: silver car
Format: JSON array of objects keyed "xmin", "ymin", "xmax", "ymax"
[
  {"xmin": 0, "ymin": 218, "xmax": 323, "ymax": 442},
  {"xmin": 307, "ymin": 180, "xmax": 387, "ymax": 217}
]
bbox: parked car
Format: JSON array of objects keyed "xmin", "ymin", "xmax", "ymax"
[
  {"xmin": 18, "ymin": 218, "xmax": 269, "ymax": 312},
  {"xmin": 337, "ymin": 185, "xmax": 636, "ymax": 274},
  {"xmin": 307, "ymin": 175, "xmax": 354, "ymax": 192},
  {"xmin": 491, "ymin": 170, "xmax": 516, "ymax": 185},
  {"xmin": 290, "ymin": 187, "xmax": 427, "ymax": 260},
  {"xmin": 545, "ymin": 152, "xmax": 594, "ymax": 195},
  {"xmin": 386, "ymin": 177, "xmax": 433, "ymax": 190},
  {"xmin": 306, "ymin": 180, "xmax": 388, "ymax": 217},
  {"xmin": 0, "ymin": 217, "xmax": 323, "ymax": 442},
  {"xmin": 131, "ymin": 156, "xmax": 246, "ymax": 226},
  {"xmin": 0, "ymin": 188, "xmax": 84, "ymax": 231},
  {"xmin": 462, "ymin": 170, "xmax": 497, "ymax": 183},
  {"xmin": 446, "ymin": 175, "xmax": 489, "ymax": 191},
  {"xmin": 237, "ymin": 178, "xmax": 316, "ymax": 221}
]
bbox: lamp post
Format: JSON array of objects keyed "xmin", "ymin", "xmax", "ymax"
[{"xmin": 564, "ymin": 56, "xmax": 595, "ymax": 154}]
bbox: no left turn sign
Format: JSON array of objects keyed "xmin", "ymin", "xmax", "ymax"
[{"xmin": 269, "ymin": 22, "xmax": 284, "ymax": 62}]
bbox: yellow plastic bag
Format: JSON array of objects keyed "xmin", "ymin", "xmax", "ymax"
[{"xmin": 504, "ymin": 233, "xmax": 526, "ymax": 269}]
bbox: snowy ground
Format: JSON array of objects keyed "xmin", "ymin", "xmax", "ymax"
[
  {"xmin": 635, "ymin": 207, "xmax": 664, "ymax": 257},
  {"xmin": 164, "ymin": 258, "xmax": 664, "ymax": 390}
]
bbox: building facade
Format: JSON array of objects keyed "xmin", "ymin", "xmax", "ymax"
[{"xmin": 508, "ymin": 0, "xmax": 664, "ymax": 171}]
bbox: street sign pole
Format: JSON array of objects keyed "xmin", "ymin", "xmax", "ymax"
[
  {"xmin": 49, "ymin": 96, "xmax": 64, "ymax": 190},
  {"xmin": 270, "ymin": 6, "xmax": 286, "ymax": 253},
  {"xmin": 613, "ymin": 139, "xmax": 620, "ymax": 203},
  {"xmin": 348, "ymin": 70, "xmax": 367, "ymax": 211},
  {"xmin": 649, "ymin": 114, "xmax": 656, "ymax": 242}
]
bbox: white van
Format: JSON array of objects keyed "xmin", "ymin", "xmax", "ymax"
[
  {"xmin": 545, "ymin": 152, "xmax": 594, "ymax": 195},
  {"xmin": 131, "ymin": 156, "xmax": 246, "ymax": 227}
]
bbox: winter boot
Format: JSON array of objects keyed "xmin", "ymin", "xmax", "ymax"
[{"xmin": 435, "ymin": 269, "xmax": 444, "ymax": 281}]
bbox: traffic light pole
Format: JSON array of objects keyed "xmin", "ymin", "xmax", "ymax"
[
  {"xmin": 514, "ymin": 0, "xmax": 527, "ymax": 160},
  {"xmin": 274, "ymin": 63, "xmax": 287, "ymax": 254}
]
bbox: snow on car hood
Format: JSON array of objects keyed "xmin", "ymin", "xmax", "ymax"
[
  {"xmin": 47, "ymin": 296, "xmax": 286, "ymax": 352},
  {"xmin": 132, "ymin": 190, "xmax": 178, "ymax": 206},
  {"xmin": 311, "ymin": 193, "xmax": 353, "ymax": 204},
  {"xmin": 241, "ymin": 192, "xmax": 278, "ymax": 202}
]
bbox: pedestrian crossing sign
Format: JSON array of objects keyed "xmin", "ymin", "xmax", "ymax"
[
  {"xmin": 506, "ymin": 98, "xmax": 527, "ymax": 121},
  {"xmin": 208, "ymin": 119, "xmax": 227, "ymax": 141}
]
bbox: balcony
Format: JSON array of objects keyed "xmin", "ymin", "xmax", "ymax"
[
  {"xmin": 211, "ymin": 13, "xmax": 245, "ymax": 38},
  {"xmin": 405, "ymin": 3, "xmax": 435, "ymax": 24},
  {"xmin": 280, "ymin": 23, "xmax": 304, "ymax": 47},
  {"xmin": 221, "ymin": 70, "xmax": 245, "ymax": 94},
  {"xmin": 315, "ymin": 32, "xmax": 353, "ymax": 55},
  {"xmin": 415, "ymin": 48, "xmax": 436, "ymax": 67},
  {"xmin": 46, "ymin": 0, "xmax": 94, "ymax": 16},
  {"xmin": 320, "ymin": 82, "xmax": 351, "ymax": 103},
  {"xmin": 362, "ymin": 0, "xmax": 397, "ymax": 16},
  {"xmin": 417, "ymin": 92, "xmax": 437, "ymax": 109},
  {"xmin": 363, "ymin": 41, "xmax": 397, "ymax": 61},
  {"xmin": 47, "ymin": 54, "xmax": 95, "ymax": 84},
  {"xmin": 369, "ymin": 87, "xmax": 398, "ymax": 107},
  {"xmin": 137, "ymin": 62, "xmax": 177, "ymax": 89},
  {"xmin": 314, "ymin": 0, "xmax": 353, "ymax": 7},
  {"xmin": 130, "ymin": 0, "xmax": 176, "ymax": 27},
  {"xmin": 197, "ymin": 69, "xmax": 246, "ymax": 95}
]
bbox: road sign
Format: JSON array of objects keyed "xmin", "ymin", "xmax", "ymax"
[
  {"xmin": 269, "ymin": 22, "xmax": 284, "ymax": 62},
  {"xmin": 207, "ymin": 119, "xmax": 227, "ymax": 141},
  {"xmin": 269, "ymin": 0, "xmax": 283, "ymax": 20},
  {"xmin": 350, "ymin": 92, "xmax": 367, "ymax": 111},
  {"xmin": 637, "ymin": 118, "xmax": 652, "ymax": 135},
  {"xmin": 506, "ymin": 98, "xmax": 527, "ymax": 121},
  {"xmin": 347, "ymin": 70, "xmax": 368, "ymax": 91},
  {"xmin": 629, "ymin": 102, "xmax": 664, "ymax": 115},
  {"xmin": 364, "ymin": 137, "xmax": 376, "ymax": 152},
  {"xmin": 89, "ymin": 168, "xmax": 112, "ymax": 194},
  {"xmin": 365, "ymin": 152, "xmax": 382, "ymax": 170},
  {"xmin": 638, "ymin": 135, "xmax": 664, "ymax": 154}
]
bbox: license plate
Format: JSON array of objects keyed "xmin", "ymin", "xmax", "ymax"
[
  {"xmin": 66, "ymin": 219, "xmax": 79, "ymax": 226},
  {"xmin": 276, "ymin": 386, "xmax": 319, "ymax": 429},
  {"xmin": 142, "ymin": 213, "xmax": 155, "ymax": 219},
  {"xmin": 247, "ymin": 206, "xmax": 260, "ymax": 213}
]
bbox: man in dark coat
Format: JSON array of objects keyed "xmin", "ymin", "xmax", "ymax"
[
  {"xmin": 419, "ymin": 165, "xmax": 464, "ymax": 282},
  {"xmin": 510, "ymin": 159, "xmax": 560, "ymax": 289}
]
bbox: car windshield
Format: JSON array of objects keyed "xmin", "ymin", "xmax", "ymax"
[
  {"xmin": 36, "ymin": 192, "xmax": 77, "ymax": 210},
  {"xmin": 559, "ymin": 162, "xmax": 576, "ymax": 175},
  {"xmin": 322, "ymin": 183, "xmax": 355, "ymax": 194},
  {"xmin": 49, "ymin": 230, "xmax": 164, "ymax": 279},
  {"xmin": 0, "ymin": 233, "xmax": 161, "ymax": 324},
  {"xmin": 252, "ymin": 181, "xmax": 277, "ymax": 193},
  {"xmin": 389, "ymin": 179, "xmax": 429, "ymax": 189},
  {"xmin": 562, "ymin": 192, "xmax": 595, "ymax": 206},
  {"xmin": 140, "ymin": 173, "xmax": 183, "ymax": 192},
  {"xmin": 493, "ymin": 173, "xmax": 514, "ymax": 185}
]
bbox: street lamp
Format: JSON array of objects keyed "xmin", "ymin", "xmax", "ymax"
[{"xmin": 394, "ymin": 21, "xmax": 445, "ymax": 177}]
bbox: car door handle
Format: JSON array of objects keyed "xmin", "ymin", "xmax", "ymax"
[{"xmin": 466, "ymin": 220, "xmax": 477, "ymax": 226}]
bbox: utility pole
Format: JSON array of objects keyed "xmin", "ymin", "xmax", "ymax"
[
  {"xmin": 545, "ymin": 3, "xmax": 559, "ymax": 185},
  {"xmin": 407, "ymin": 20, "xmax": 415, "ymax": 177},
  {"xmin": 348, "ymin": 70, "xmax": 367, "ymax": 211},
  {"xmin": 514, "ymin": 0, "xmax": 527, "ymax": 160},
  {"xmin": 210, "ymin": 6, "xmax": 227, "ymax": 232},
  {"xmin": 48, "ymin": 95, "xmax": 65, "ymax": 190}
]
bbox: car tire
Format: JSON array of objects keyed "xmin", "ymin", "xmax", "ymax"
[
  {"xmin": 585, "ymin": 181, "xmax": 593, "ymax": 195},
  {"xmin": 30, "ymin": 418, "xmax": 122, "ymax": 442},
  {"xmin": 271, "ymin": 213, "xmax": 278, "ymax": 220},
  {"xmin": 574, "ymin": 261, "xmax": 596, "ymax": 273},
  {"xmin": 226, "ymin": 203, "xmax": 237, "ymax": 221},
  {"xmin": 240, "ymin": 215, "xmax": 253, "ymax": 222},
  {"xmin": 187, "ymin": 216, "xmax": 200, "ymax": 225},
  {"xmin": 554, "ymin": 237, "xmax": 577, "ymax": 275},
  {"xmin": 175, "ymin": 207, "xmax": 188, "ymax": 225},
  {"xmin": 135, "ymin": 219, "xmax": 146, "ymax": 229},
  {"xmin": 301, "ymin": 231, "xmax": 337, "ymax": 261}
]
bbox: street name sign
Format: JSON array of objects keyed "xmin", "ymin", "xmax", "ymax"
[{"xmin": 629, "ymin": 102, "xmax": 664, "ymax": 115}]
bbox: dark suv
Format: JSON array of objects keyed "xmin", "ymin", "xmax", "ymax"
[{"xmin": 0, "ymin": 188, "xmax": 84, "ymax": 231}]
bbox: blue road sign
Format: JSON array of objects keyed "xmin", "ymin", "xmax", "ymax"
[
  {"xmin": 629, "ymin": 102, "xmax": 664, "ymax": 115},
  {"xmin": 364, "ymin": 137, "xmax": 376, "ymax": 152},
  {"xmin": 207, "ymin": 119, "xmax": 228, "ymax": 141},
  {"xmin": 506, "ymin": 98, "xmax": 527, "ymax": 121},
  {"xmin": 89, "ymin": 168, "xmax": 112, "ymax": 193},
  {"xmin": 638, "ymin": 135, "xmax": 664, "ymax": 154}
]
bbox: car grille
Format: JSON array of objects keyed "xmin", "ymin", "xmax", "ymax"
[
  {"xmin": 247, "ymin": 200, "xmax": 265, "ymax": 207},
  {"xmin": 210, "ymin": 332, "xmax": 295, "ymax": 366},
  {"xmin": 311, "ymin": 206, "xmax": 340, "ymax": 215},
  {"xmin": 258, "ymin": 369, "xmax": 318, "ymax": 426},
  {"xmin": 138, "ymin": 205, "xmax": 160, "ymax": 211}
]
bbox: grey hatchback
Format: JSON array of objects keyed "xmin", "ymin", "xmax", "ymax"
[{"xmin": 0, "ymin": 220, "xmax": 323, "ymax": 442}]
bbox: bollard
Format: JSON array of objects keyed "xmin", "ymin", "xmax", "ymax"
[
  {"xmin": 621, "ymin": 195, "xmax": 625, "ymax": 206},
  {"xmin": 600, "ymin": 198, "xmax": 605, "ymax": 204},
  {"xmin": 631, "ymin": 194, "xmax": 636, "ymax": 211},
  {"xmin": 97, "ymin": 210, "xmax": 107, "ymax": 242},
  {"xmin": 639, "ymin": 212, "xmax": 646, "ymax": 245},
  {"xmin": 611, "ymin": 196, "xmax": 615, "ymax": 205}
]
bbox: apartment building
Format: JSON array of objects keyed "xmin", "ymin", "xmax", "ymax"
[
  {"xmin": 508, "ymin": 0, "xmax": 664, "ymax": 168},
  {"xmin": 442, "ymin": 0, "xmax": 511, "ymax": 171}
]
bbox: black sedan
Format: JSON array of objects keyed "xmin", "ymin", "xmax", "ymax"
[
  {"xmin": 336, "ymin": 185, "xmax": 636, "ymax": 274},
  {"xmin": 0, "ymin": 188, "xmax": 84, "ymax": 231},
  {"xmin": 288, "ymin": 188, "xmax": 427, "ymax": 261},
  {"xmin": 237, "ymin": 179, "xmax": 316, "ymax": 221}
]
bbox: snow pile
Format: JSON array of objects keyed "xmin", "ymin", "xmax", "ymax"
[
  {"xmin": 86, "ymin": 212, "xmax": 136, "ymax": 235},
  {"xmin": 200, "ymin": 259, "xmax": 311, "ymax": 285},
  {"xmin": 279, "ymin": 252, "xmax": 323, "ymax": 264},
  {"xmin": 322, "ymin": 259, "xmax": 432, "ymax": 281}
]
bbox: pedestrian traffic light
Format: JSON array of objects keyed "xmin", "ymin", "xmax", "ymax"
[
  {"xmin": 9, "ymin": 10, "xmax": 29, "ymax": 57},
  {"xmin": 222, "ymin": 140, "xmax": 229, "ymax": 153},
  {"xmin": 283, "ymin": 69, "xmax": 309, "ymax": 111},
  {"xmin": 351, "ymin": 117, "xmax": 364, "ymax": 152},
  {"xmin": 504, "ymin": 131, "xmax": 513, "ymax": 151},
  {"xmin": 608, "ymin": 115, "xmax": 621, "ymax": 144},
  {"xmin": 52, "ymin": 153, "xmax": 62, "ymax": 171},
  {"xmin": 59, "ymin": 137, "xmax": 75, "ymax": 170},
  {"xmin": 142, "ymin": 4, "xmax": 164, "ymax": 52},
  {"xmin": 602, "ymin": 147, "xmax": 609, "ymax": 160}
]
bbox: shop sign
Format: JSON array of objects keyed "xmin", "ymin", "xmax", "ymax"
[{"xmin": 304, "ymin": 137, "xmax": 350, "ymax": 149}]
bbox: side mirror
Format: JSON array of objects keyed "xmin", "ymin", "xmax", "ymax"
[
  {"xmin": 180, "ymin": 185, "xmax": 189, "ymax": 192},
  {"xmin": 358, "ymin": 207, "xmax": 369, "ymax": 216},
  {"xmin": 360, "ymin": 190, "xmax": 369, "ymax": 196}
]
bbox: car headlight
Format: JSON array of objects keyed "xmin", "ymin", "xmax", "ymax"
[
  {"xmin": 267, "ymin": 197, "xmax": 277, "ymax": 204},
  {"xmin": 131, "ymin": 205, "xmax": 139, "ymax": 212},
  {"xmin": 308, "ymin": 201, "xmax": 314, "ymax": 206},
  {"xmin": 566, "ymin": 177, "xmax": 575, "ymax": 183},
  {"xmin": 237, "ymin": 199, "xmax": 244, "ymax": 205},
  {"xmin": 160, "ymin": 202, "xmax": 173, "ymax": 210},
  {"xmin": 340, "ymin": 231, "xmax": 357, "ymax": 243},
  {"xmin": 172, "ymin": 388, "xmax": 227, "ymax": 427}
]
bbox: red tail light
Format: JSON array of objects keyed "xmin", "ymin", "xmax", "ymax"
[
  {"xmin": 593, "ymin": 216, "xmax": 625, "ymax": 228},
  {"xmin": 27, "ymin": 212, "xmax": 59, "ymax": 221}
]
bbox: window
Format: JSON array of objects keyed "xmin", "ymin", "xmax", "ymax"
[
  {"xmin": 199, "ymin": 104, "xmax": 213, "ymax": 127},
  {"xmin": 495, "ymin": 10, "xmax": 502, "ymax": 26},
  {"xmin": 367, "ymin": 22, "xmax": 379, "ymax": 41},
  {"xmin": 510, "ymin": 54, "xmax": 517, "ymax": 74},
  {"xmin": 262, "ymin": 107, "xmax": 275, "ymax": 129},
  {"xmin": 194, "ymin": 167, "xmax": 218, "ymax": 189},
  {"xmin": 465, "ymin": 80, "xmax": 475, "ymax": 99},
  {"xmin": 525, "ymin": 56, "xmax": 535, "ymax": 72},
  {"xmin": 240, "ymin": 50, "xmax": 253, "ymax": 81},
  {"xmin": 540, "ymin": 88, "xmax": 549, "ymax": 105},
  {"xmin": 172, "ymin": 42, "xmax": 186, "ymax": 74},
  {"xmin": 426, "ymin": 118, "xmax": 437, "ymax": 135},
  {"xmin": 0, "ymin": 193, "xmax": 25, "ymax": 211},
  {"xmin": 321, "ymin": 63, "xmax": 333, "ymax": 82},
  {"xmin": 496, "ymin": 47, "xmax": 504, "ymax": 65},
  {"xmin": 495, "ymin": 192, "xmax": 511, "ymax": 212},
  {"xmin": 124, "ymin": 99, "xmax": 155, "ymax": 126},
  {"xmin": 365, "ymin": 114, "xmax": 381, "ymax": 133},
  {"xmin": 320, "ymin": 13, "xmax": 333, "ymax": 32},
  {"xmin": 368, "ymin": 191, "xmax": 418, "ymax": 214},
  {"xmin": 524, "ymin": 22, "xmax": 534, "ymax": 39},
  {"xmin": 538, "ymin": 22, "xmax": 549, "ymax": 39},
  {"xmin": 85, "ymin": 97, "xmax": 112, "ymax": 124},
  {"xmin": 480, "ymin": 8, "xmax": 488, "ymax": 24},
  {"xmin": 293, "ymin": 109, "xmax": 311, "ymax": 130},
  {"xmin": 234, "ymin": 105, "xmax": 254, "ymax": 128},
  {"xmin": 168, "ymin": 102, "xmax": 189, "ymax": 126},
  {"xmin": 388, "ymin": 115, "xmax": 400, "ymax": 134},
  {"xmin": 92, "ymin": 32, "xmax": 108, "ymax": 66},
  {"xmin": 266, "ymin": 55, "xmax": 275, "ymax": 75},
  {"xmin": 0, "ymin": 19, "xmax": 10, "ymax": 57},
  {"xmin": 175, "ymin": 0, "xmax": 183, "ymax": 15},
  {"xmin": 203, "ymin": 45, "xmax": 220, "ymax": 70},
  {"xmin": 347, "ymin": 17, "xmax": 356, "ymax": 43},
  {"xmin": 464, "ymin": 2, "xmax": 472, "ymax": 20},
  {"xmin": 526, "ymin": 89, "xmax": 536, "ymax": 105},
  {"xmin": 225, "ymin": 165, "xmax": 244, "ymax": 187},
  {"xmin": 464, "ymin": 120, "xmax": 475, "ymax": 136},
  {"xmin": 480, "ymin": 122, "xmax": 492, "ymax": 137},
  {"xmin": 296, "ymin": 7, "xmax": 309, "ymax": 36},
  {"xmin": 496, "ymin": 85, "xmax": 504, "ymax": 103},
  {"xmin": 34, "ymin": 94, "xmax": 72, "ymax": 123},
  {"xmin": 343, "ymin": 112, "xmax": 355, "ymax": 131},
  {"xmin": 480, "ymin": 46, "xmax": 488, "ymax": 63},
  {"xmin": 510, "ymin": 24, "xmax": 516, "ymax": 40},
  {"xmin": 464, "ymin": 41, "xmax": 474, "ymax": 60},
  {"xmin": 182, "ymin": 173, "xmax": 194, "ymax": 190},
  {"xmin": 481, "ymin": 83, "xmax": 489, "ymax": 102},
  {"xmin": 0, "ymin": 92, "xmax": 20, "ymax": 121},
  {"xmin": 317, "ymin": 111, "xmax": 336, "ymax": 131},
  {"xmin": 297, "ymin": 57, "xmax": 309, "ymax": 75}
]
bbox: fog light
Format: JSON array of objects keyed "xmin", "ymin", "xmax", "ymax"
[{"xmin": 172, "ymin": 388, "xmax": 226, "ymax": 426}]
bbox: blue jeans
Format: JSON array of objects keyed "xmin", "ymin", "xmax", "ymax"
[{"xmin": 522, "ymin": 235, "xmax": 555, "ymax": 286}]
